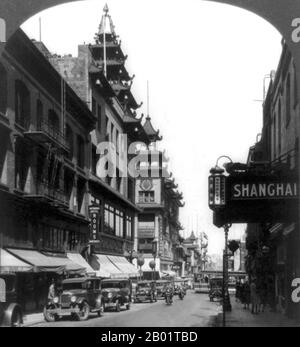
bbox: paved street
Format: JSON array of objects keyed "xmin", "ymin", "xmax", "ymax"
[{"xmin": 30, "ymin": 292, "xmax": 220, "ymax": 327}]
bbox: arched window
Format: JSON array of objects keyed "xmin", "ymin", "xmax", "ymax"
[
  {"xmin": 36, "ymin": 99, "xmax": 43, "ymax": 129},
  {"xmin": 15, "ymin": 80, "xmax": 31, "ymax": 129},
  {"xmin": 0, "ymin": 62, "xmax": 7, "ymax": 115},
  {"xmin": 66, "ymin": 124, "xmax": 74, "ymax": 160}
]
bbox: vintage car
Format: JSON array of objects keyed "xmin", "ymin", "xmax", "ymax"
[
  {"xmin": 133, "ymin": 281, "xmax": 157, "ymax": 303},
  {"xmin": 173, "ymin": 278, "xmax": 186, "ymax": 296},
  {"xmin": 43, "ymin": 277, "xmax": 104, "ymax": 322},
  {"xmin": 101, "ymin": 278, "xmax": 131, "ymax": 312},
  {"xmin": 155, "ymin": 280, "xmax": 170, "ymax": 299},
  {"xmin": 0, "ymin": 274, "xmax": 23, "ymax": 327}
]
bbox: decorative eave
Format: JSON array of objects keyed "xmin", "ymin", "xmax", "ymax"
[
  {"xmin": 165, "ymin": 177, "xmax": 178, "ymax": 190},
  {"xmin": 88, "ymin": 63, "xmax": 115, "ymax": 98},
  {"xmin": 123, "ymin": 111, "xmax": 150, "ymax": 144},
  {"xmin": 143, "ymin": 115, "xmax": 163, "ymax": 142}
]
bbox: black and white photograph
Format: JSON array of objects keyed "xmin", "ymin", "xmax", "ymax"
[{"xmin": 0, "ymin": 0, "xmax": 300, "ymax": 331}]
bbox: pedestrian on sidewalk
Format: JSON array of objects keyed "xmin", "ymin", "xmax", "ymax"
[
  {"xmin": 48, "ymin": 278, "xmax": 56, "ymax": 301},
  {"xmin": 241, "ymin": 280, "xmax": 250, "ymax": 309},
  {"xmin": 250, "ymin": 279, "xmax": 259, "ymax": 314}
]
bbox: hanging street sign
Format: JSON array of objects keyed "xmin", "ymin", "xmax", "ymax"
[
  {"xmin": 88, "ymin": 205, "xmax": 100, "ymax": 244},
  {"xmin": 209, "ymin": 173, "xmax": 299, "ymax": 227}
]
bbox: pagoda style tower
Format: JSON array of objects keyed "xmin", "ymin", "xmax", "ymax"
[{"xmin": 92, "ymin": 4, "xmax": 141, "ymax": 112}]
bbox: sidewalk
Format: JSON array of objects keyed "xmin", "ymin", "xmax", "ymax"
[
  {"xmin": 214, "ymin": 298, "xmax": 300, "ymax": 327},
  {"xmin": 22, "ymin": 312, "xmax": 44, "ymax": 327}
]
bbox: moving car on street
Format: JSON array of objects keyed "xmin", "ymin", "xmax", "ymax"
[
  {"xmin": 174, "ymin": 278, "xmax": 186, "ymax": 296},
  {"xmin": 133, "ymin": 280, "xmax": 157, "ymax": 303},
  {"xmin": 101, "ymin": 278, "xmax": 131, "ymax": 312},
  {"xmin": 43, "ymin": 277, "xmax": 104, "ymax": 322},
  {"xmin": 0, "ymin": 274, "xmax": 23, "ymax": 327}
]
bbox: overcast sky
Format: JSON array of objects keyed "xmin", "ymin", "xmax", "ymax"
[{"xmin": 22, "ymin": 0, "xmax": 282, "ymax": 255}]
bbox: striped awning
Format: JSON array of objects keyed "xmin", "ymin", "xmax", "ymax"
[
  {"xmin": 0, "ymin": 249, "xmax": 33, "ymax": 273},
  {"xmin": 6, "ymin": 249, "xmax": 85, "ymax": 274},
  {"xmin": 67, "ymin": 253, "xmax": 95, "ymax": 274},
  {"xmin": 107, "ymin": 255, "xmax": 139, "ymax": 278},
  {"xmin": 93, "ymin": 254, "xmax": 122, "ymax": 278}
]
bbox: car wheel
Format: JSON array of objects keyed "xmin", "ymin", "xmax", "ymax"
[
  {"xmin": 43, "ymin": 306, "xmax": 59, "ymax": 323},
  {"xmin": 77, "ymin": 302, "xmax": 90, "ymax": 321},
  {"xmin": 98, "ymin": 302, "xmax": 104, "ymax": 317},
  {"xmin": 11, "ymin": 309, "xmax": 22, "ymax": 327},
  {"xmin": 115, "ymin": 300, "xmax": 121, "ymax": 312}
]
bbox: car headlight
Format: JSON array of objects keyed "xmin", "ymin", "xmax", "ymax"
[
  {"xmin": 71, "ymin": 296, "xmax": 77, "ymax": 303},
  {"xmin": 53, "ymin": 297, "xmax": 59, "ymax": 304},
  {"xmin": 108, "ymin": 293, "xmax": 113, "ymax": 298}
]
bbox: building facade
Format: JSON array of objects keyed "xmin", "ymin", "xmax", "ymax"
[
  {"xmin": 245, "ymin": 40, "xmax": 300, "ymax": 320},
  {"xmin": 0, "ymin": 29, "xmax": 96, "ymax": 312}
]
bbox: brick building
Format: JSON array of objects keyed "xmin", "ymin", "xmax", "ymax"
[{"xmin": 0, "ymin": 29, "xmax": 96, "ymax": 312}]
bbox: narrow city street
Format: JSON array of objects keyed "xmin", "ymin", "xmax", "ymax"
[{"xmin": 30, "ymin": 292, "xmax": 220, "ymax": 327}]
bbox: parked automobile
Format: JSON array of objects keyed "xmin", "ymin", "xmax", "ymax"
[
  {"xmin": 43, "ymin": 277, "xmax": 104, "ymax": 322},
  {"xmin": 101, "ymin": 278, "xmax": 131, "ymax": 312},
  {"xmin": 155, "ymin": 280, "xmax": 170, "ymax": 299},
  {"xmin": 0, "ymin": 274, "xmax": 23, "ymax": 327},
  {"xmin": 194, "ymin": 282, "xmax": 210, "ymax": 294},
  {"xmin": 133, "ymin": 280, "xmax": 157, "ymax": 303}
]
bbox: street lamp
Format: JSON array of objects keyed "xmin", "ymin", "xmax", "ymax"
[
  {"xmin": 150, "ymin": 241, "xmax": 158, "ymax": 282},
  {"xmin": 209, "ymin": 155, "xmax": 233, "ymax": 327}
]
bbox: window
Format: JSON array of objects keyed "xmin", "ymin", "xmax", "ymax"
[
  {"xmin": 66, "ymin": 125, "xmax": 74, "ymax": 160},
  {"xmin": 115, "ymin": 209, "xmax": 124, "ymax": 238},
  {"xmin": 97, "ymin": 104, "xmax": 102, "ymax": 132},
  {"xmin": 0, "ymin": 62, "xmax": 7, "ymax": 115},
  {"xmin": 286, "ymin": 74, "xmax": 291, "ymax": 127},
  {"xmin": 278, "ymin": 100, "xmax": 281, "ymax": 155},
  {"xmin": 104, "ymin": 204, "xmax": 115, "ymax": 235},
  {"xmin": 138, "ymin": 214, "xmax": 155, "ymax": 231},
  {"xmin": 77, "ymin": 178, "xmax": 86, "ymax": 214},
  {"xmin": 92, "ymin": 97, "xmax": 96, "ymax": 115},
  {"xmin": 15, "ymin": 80, "xmax": 30, "ymax": 129},
  {"xmin": 126, "ymin": 215, "xmax": 133, "ymax": 239},
  {"xmin": 15, "ymin": 138, "xmax": 30, "ymax": 191},
  {"xmin": 36, "ymin": 100, "xmax": 43, "ymax": 129},
  {"xmin": 77, "ymin": 135, "xmax": 85, "ymax": 168},
  {"xmin": 138, "ymin": 191, "xmax": 155, "ymax": 203},
  {"xmin": 48, "ymin": 109, "xmax": 60, "ymax": 138}
]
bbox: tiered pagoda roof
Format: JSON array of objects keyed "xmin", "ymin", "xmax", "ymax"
[
  {"xmin": 143, "ymin": 116, "xmax": 162, "ymax": 142},
  {"xmin": 164, "ymin": 177, "xmax": 185, "ymax": 207},
  {"xmin": 91, "ymin": 4, "xmax": 140, "ymax": 111}
]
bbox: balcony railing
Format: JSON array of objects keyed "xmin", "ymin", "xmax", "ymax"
[
  {"xmin": 24, "ymin": 119, "xmax": 69, "ymax": 152},
  {"xmin": 24, "ymin": 180, "xmax": 69, "ymax": 207}
]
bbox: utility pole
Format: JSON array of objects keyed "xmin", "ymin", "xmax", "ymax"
[{"xmin": 222, "ymin": 223, "xmax": 232, "ymax": 327}]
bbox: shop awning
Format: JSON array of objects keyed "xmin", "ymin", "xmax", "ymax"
[
  {"xmin": 0, "ymin": 249, "xmax": 33, "ymax": 273},
  {"xmin": 161, "ymin": 270, "xmax": 177, "ymax": 278},
  {"xmin": 6, "ymin": 249, "xmax": 85, "ymax": 274},
  {"xmin": 93, "ymin": 254, "xmax": 123, "ymax": 278},
  {"xmin": 67, "ymin": 253, "xmax": 95, "ymax": 275},
  {"xmin": 107, "ymin": 256, "xmax": 139, "ymax": 278}
]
